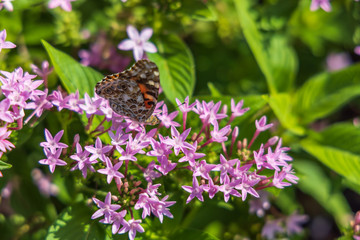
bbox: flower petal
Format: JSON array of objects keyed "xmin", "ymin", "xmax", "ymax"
[
  {"xmin": 143, "ymin": 42, "xmax": 157, "ymax": 53},
  {"xmin": 126, "ymin": 25, "xmax": 140, "ymax": 41},
  {"xmin": 133, "ymin": 46, "xmax": 144, "ymax": 61},
  {"xmin": 118, "ymin": 39, "xmax": 135, "ymax": 51},
  {"xmin": 140, "ymin": 28, "xmax": 153, "ymax": 41}
]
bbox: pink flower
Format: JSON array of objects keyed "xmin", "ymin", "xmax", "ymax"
[
  {"xmin": 0, "ymin": 0, "xmax": 14, "ymax": 11},
  {"xmin": 0, "ymin": 127, "xmax": 14, "ymax": 153},
  {"xmin": 118, "ymin": 219, "xmax": 144, "ymax": 240},
  {"xmin": 355, "ymin": 46, "xmax": 360, "ymax": 55},
  {"xmin": 39, "ymin": 148, "xmax": 67, "ymax": 173},
  {"xmin": 0, "ymin": 29, "xmax": 16, "ymax": 52},
  {"xmin": 310, "ymin": 0, "xmax": 332, "ymax": 12},
  {"xmin": 118, "ymin": 25, "xmax": 157, "ymax": 61},
  {"xmin": 48, "ymin": 0, "xmax": 77, "ymax": 12}
]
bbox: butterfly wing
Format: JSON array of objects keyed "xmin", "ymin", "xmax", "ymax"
[{"xmin": 95, "ymin": 60, "xmax": 160, "ymax": 123}]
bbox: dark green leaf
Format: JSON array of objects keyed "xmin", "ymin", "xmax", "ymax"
[
  {"xmin": 234, "ymin": 0, "xmax": 298, "ymax": 93},
  {"xmin": 169, "ymin": 228, "xmax": 219, "ymax": 240},
  {"xmin": 180, "ymin": 0, "xmax": 217, "ymax": 21},
  {"xmin": 147, "ymin": 34, "xmax": 195, "ymax": 105},
  {"xmin": 42, "ymin": 40, "xmax": 103, "ymax": 96},
  {"xmin": 293, "ymin": 160, "xmax": 351, "ymax": 228}
]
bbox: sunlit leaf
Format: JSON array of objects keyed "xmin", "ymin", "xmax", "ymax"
[
  {"xmin": 0, "ymin": 160, "xmax": 12, "ymax": 170},
  {"xmin": 46, "ymin": 203, "xmax": 107, "ymax": 240},
  {"xmin": 148, "ymin": 34, "xmax": 195, "ymax": 105},
  {"xmin": 234, "ymin": 0, "xmax": 298, "ymax": 93},
  {"xmin": 301, "ymin": 138, "xmax": 360, "ymax": 186},
  {"xmin": 42, "ymin": 40, "xmax": 103, "ymax": 97},
  {"xmin": 268, "ymin": 93, "xmax": 305, "ymax": 135},
  {"xmin": 295, "ymin": 64, "xmax": 360, "ymax": 124},
  {"xmin": 207, "ymin": 82, "xmax": 222, "ymax": 97}
]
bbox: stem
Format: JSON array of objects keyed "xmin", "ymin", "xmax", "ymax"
[
  {"xmin": 200, "ymin": 139, "xmax": 213, "ymax": 149},
  {"xmin": 222, "ymin": 142, "xmax": 228, "ymax": 159},
  {"xmin": 182, "ymin": 112, "xmax": 188, "ymax": 131},
  {"xmin": 248, "ymin": 130, "xmax": 260, "ymax": 149}
]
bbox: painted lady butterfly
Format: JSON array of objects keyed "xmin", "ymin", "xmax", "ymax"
[{"xmin": 95, "ymin": 60, "xmax": 160, "ymax": 125}]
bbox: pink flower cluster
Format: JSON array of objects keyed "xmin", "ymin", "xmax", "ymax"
[{"xmin": 31, "ymin": 87, "xmax": 298, "ymax": 239}]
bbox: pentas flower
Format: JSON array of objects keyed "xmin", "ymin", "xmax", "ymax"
[
  {"xmin": 40, "ymin": 129, "xmax": 68, "ymax": 153},
  {"xmin": 0, "ymin": 127, "xmax": 14, "ymax": 153},
  {"xmin": 97, "ymin": 157, "xmax": 124, "ymax": 184},
  {"xmin": 182, "ymin": 176, "xmax": 205, "ymax": 203},
  {"xmin": 0, "ymin": 99, "xmax": 14, "ymax": 123},
  {"xmin": 34, "ymin": 93, "xmax": 298, "ymax": 239},
  {"xmin": 39, "ymin": 148, "xmax": 67, "ymax": 173},
  {"xmin": 260, "ymin": 212, "xmax": 308, "ymax": 239},
  {"xmin": 48, "ymin": 0, "xmax": 77, "ymax": 12},
  {"xmin": 157, "ymin": 104, "xmax": 180, "ymax": 128},
  {"xmin": 79, "ymin": 93, "xmax": 103, "ymax": 117},
  {"xmin": 70, "ymin": 143, "xmax": 96, "ymax": 178},
  {"xmin": 0, "ymin": 0, "xmax": 14, "ymax": 11},
  {"xmin": 0, "ymin": 29, "xmax": 16, "ymax": 52},
  {"xmin": 249, "ymin": 191, "xmax": 270, "ymax": 217},
  {"xmin": 162, "ymin": 127, "xmax": 194, "ymax": 155},
  {"xmin": 31, "ymin": 168, "xmax": 59, "ymax": 197},
  {"xmin": 31, "ymin": 61, "xmax": 53, "ymax": 87},
  {"xmin": 85, "ymin": 137, "xmax": 113, "ymax": 162},
  {"xmin": 118, "ymin": 219, "xmax": 144, "ymax": 240},
  {"xmin": 92, "ymin": 192, "xmax": 121, "ymax": 224},
  {"xmin": 118, "ymin": 25, "xmax": 157, "ymax": 61},
  {"xmin": 310, "ymin": 0, "xmax": 331, "ymax": 12},
  {"xmin": 355, "ymin": 46, "xmax": 360, "ymax": 56}
]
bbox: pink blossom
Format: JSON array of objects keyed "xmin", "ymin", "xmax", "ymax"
[
  {"xmin": 118, "ymin": 25, "xmax": 157, "ymax": 61},
  {"xmin": 0, "ymin": 29, "xmax": 16, "ymax": 52},
  {"xmin": 48, "ymin": 0, "xmax": 77, "ymax": 12}
]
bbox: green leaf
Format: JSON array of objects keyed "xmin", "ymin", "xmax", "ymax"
[
  {"xmin": 42, "ymin": 40, "xmax": 103, "ymax": 97},
  {"xmin": 234, "ymin": 0, "xmax": 298, "ymax": 93},
  {"xmin": 207, "ymin": 82, "xmax": 222, "ymax": 97},
  {"xmin": 300, "ymin": 138, "xmax": 360, "ymax": 186},
  {"xmin": 147, "ymin": 34, "xmax": 195, "ymax": 105},
  {"xmin": 313, "ymin": 122, "xmax": 360, "ymax": 155},
  {"xmin": 180, "ymin": 0, "xmax": 217, "ymax": 21},
  {"xmin": 294, "ymin": 64, "xmax": 360, "ymax": 124},
  {"xmin": 46, "ymin": 203, "xmax": 107, "ymax": 240},
  {"xmin": 268, "ymin": 93, "xmax": 305, "ymax": 135},
  {"xmin": 169, "ymin": 228, "xmax": 219, "ymax": 240},
  {"xmin": 0, "ymin": 160, "xmax": 12, "ymax": 171},
  {"xmin": 293, "ymin": 160, "xmax": 352, "ymax": 228}
]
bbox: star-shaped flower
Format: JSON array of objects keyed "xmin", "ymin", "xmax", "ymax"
[
  {"xmin": 0, "ymin": 0, "xmax": 14, "ymax": 11},
  {"xmin": 182, "ymin": 176, "xmax": 205, "ymax": 203},
  {"xmin": 310, "ymin": 0, "xmax": 331, "ymax": 12},
  {"xmin": 40, "ymin": 129, "xmax": 68, "ymax": 154},
  {"xmin": 48, "ymin": 0, "xmax": 77, "ymax": 12},
  {"xmin": 92, "ymin": 192, "xmax": 121, "ymax": 224},
  {"xmin": 118, "ymin": 25, "xmax": 157, "ymax": 61},
  {"xmin": 0, "ymin": 29, "xmax": 16, "ymax": 52}
]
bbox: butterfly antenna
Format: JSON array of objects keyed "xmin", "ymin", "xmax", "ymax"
[{"xmin": 175, "ymin": 101, "xmax": 186, "ymax": 109}]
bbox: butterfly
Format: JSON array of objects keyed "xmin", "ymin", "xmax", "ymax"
[{"xmin": 95, "ymin": 60, "xmax": 160, "ymax": 125}]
